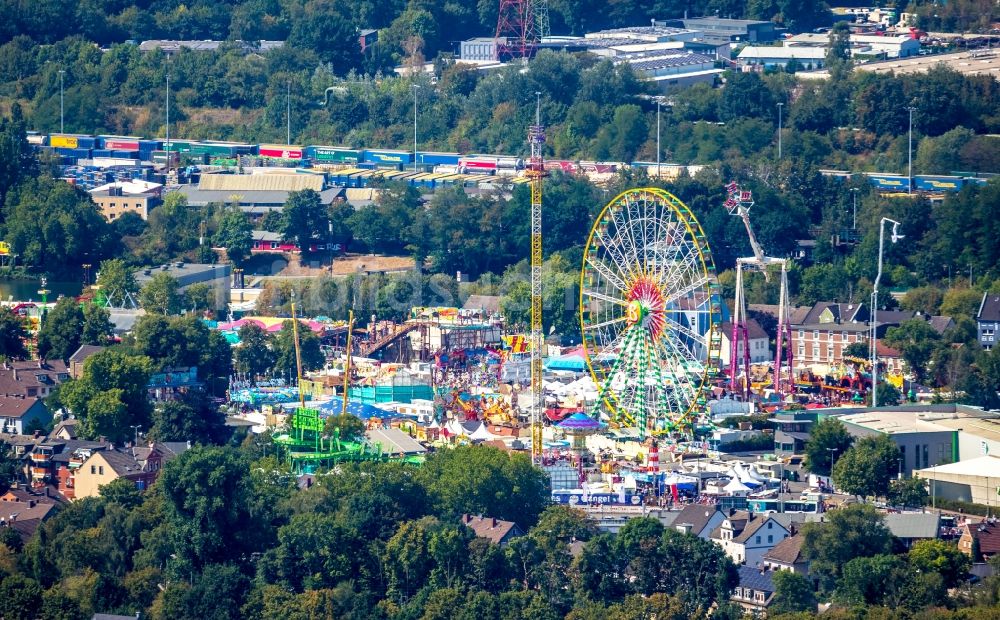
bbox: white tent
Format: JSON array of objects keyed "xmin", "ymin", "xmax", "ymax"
[
  {"xmin": 468, "ymin": 422, "xmax": 497, "ymax": 441},
  {"xmin": 723, "ymin": 478, "xmax": 752, "ymax": 495}
]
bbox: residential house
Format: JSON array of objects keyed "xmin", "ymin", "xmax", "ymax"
[
  {"xmin": 50, "ymin": 419, "xmax": 80, "ymax": 440},
  {"xmin": 770, "ymin": 411, "xmax": 820, "ymax": 457},
  {"xmin": 711, "ymin": 512, "xmax": 791, "ymax": 567},
  {"xmin": 763, "ymin": 533, "xmax": 809, "ymax": 574},
  {"xmin": 884, "ymin": 512, "xmax": 940, "ymax": 548},
  {"xmin": 460, "ymin": 514, "xmax": 525, "ymax": 546},
  {"xmin": 790, "ymin": 302, "xmax": 870, "ymax": 372},
  {"xmin": 719, "ymin": 319, "xmax": 772, "ymax": 366},
  {"xmin": 732, "ymin": 566, "xmax": 776, "ymax": 615},
  {"xmin": 0, "ymin": 359, "xmax": 71, "ymax": 399},
  {"xmin": 0, "ymin": 496, "xmax": 57, "ymax": 542},
  {"xmin": 959, "ymin": 520, "xmax": 1000, "ymax": 561},
  {"xmin": 977, "ymin": 293, "xmax": 1000, "ymax": 351},
  {"xmin": 73, "ymin": 444, "xmax": 180, "ymax": 499},
  {"xmin": 69, "ymin": 345, "xmax": 106, "ymax": 379},
  {"xmin": 0, "ymin": 396, "xmax": 52, "ymax": 435},
  {"xmin": 672, "ymin": 503, "xmax": 731, "ymax": 539}
]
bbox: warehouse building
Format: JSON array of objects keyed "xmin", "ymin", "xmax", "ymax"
[
  {"xmin": 656, "ymin": 17, "xmax": 778, "ymax": 44},
  {"xmin": 172, "ymin": 173, "xmax": 342, "ymax": 220}
]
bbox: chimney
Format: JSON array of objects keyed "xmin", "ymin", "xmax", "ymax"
[
  {"xmin": 28, "ymin": 500, "xmax": 35, "ymax": 508},
  {"xmin": 491, "ymin": 517, "xmax": 497, "ymax": 527},
  {"xmin": 12, "ymin": 368, "xmax": 16, "ymax": 381},
  {"xmin": 32, "ymin": 430, "xmax": 40, "ymax": 439},
  {"xmin": 44, "ymin": 487, "xmax": 49, "ymax": 498}
]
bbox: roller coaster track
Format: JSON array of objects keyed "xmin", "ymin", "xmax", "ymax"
[{"xmin": 360, "ymin": 323, "xmax": 419, "ymax": 357}]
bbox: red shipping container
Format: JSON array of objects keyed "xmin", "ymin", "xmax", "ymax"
[
  {"xmin": 104, "ymin": 139, "xmax": 140, "ymax": 151},
  {"xmin": 260, "ymin": 146, "xmax": 302, "ymax": 159}
]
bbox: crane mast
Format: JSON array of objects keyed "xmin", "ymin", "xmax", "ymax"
[{"xmin": 527, "ymin": 94, "xmax": 546, "ymax": 464}]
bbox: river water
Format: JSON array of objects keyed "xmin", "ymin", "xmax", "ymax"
[{"xmin": 0, "ymin": 279, "xmax": 83, "ymax": 303}]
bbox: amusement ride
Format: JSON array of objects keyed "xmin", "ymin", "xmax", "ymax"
[{"xmin": 580, "ymin": 188, "xmax": 723, "ymax": 439}]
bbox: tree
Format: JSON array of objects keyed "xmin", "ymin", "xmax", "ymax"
[
  {"xmin": 271, "ymin": 321, "xmax": 324, "ymax": 379},
  {"xmin": 58, "ymin": 349, "xmax": 152, "ymax": 443},
  {"xmin": 844, "ymin": 342, "xmax": 868, "ymax": 359},
  {"xmin": 157, "ymin": 447, "xmax": 265, "ymax": 573},
  {"xmin": 323, "ymin": 413, "xmax": 365, "ymax": 442},
  {"xmin": 81, "ymin": 304, "xmax": 114, "ymax": 346},
  {"xmin": 770, "ymin": 570, "xmax": 816, "ymax": 615},
  {"xmin": 0, "ymin": 115, "xmax": 35, "ymax": 209},
  {"xmin": 3, "ymin": 176, "xmax": 112, "ymax": 273},
  {"xmin": 213, "ymin": 206, "xmax": 253, "ymax": 266},
  {"xmin": 803, "ymin": 418, "xmax": 854, "ymax": 476},
  {"xmin": 149, "ymin": 392, "xmax": 228, "ymax": 444},
  {"xmin": 96, "ymin": 259, "xmax": 138, "ymax": 307},
  {"xmin": 256, "ymin": 513, "xmax": 360, "ymax": 592},
  {"xmin": 908, "ymin": 538, "xmax": 971, "ymax": 588},
  {"xmin": 281, "ymin": 189, "xmax": 328, "ymax": 252},
  {"xmin": 36, "ymin": 297, "xmax": 83, "ymax": 361},
  {"xmin": 140, "ymin": 272, "xmax": 182, "ymax": 315},
  {"xmin": 884, "ymin": 318, "xmax": 941, "ymax": 384},
  {"xmin": 801, "ymin": 504, "xmax": 893, "ymax": 588},
  {"xmin": 0, "ymin": 574, "xmax": 43, "ymax": 620},
  {"xmin": 825, "ymin": 21, "xmax": 852, "ymax": 78},
  {"xmin": 234, "ymin": 323, "xmax": 275, "ymax": 380},
  {"xmin": 940, "ymin": 287, "xmax": 984, "ymax": 320},
  {"xmin": 417, "ymin": 445, "xmax": 550, "ymax": 528},
  {"xmin": 886, "ymin": 476, "xmax": 929, "ymax": 508},
  {"xmin": 899, "ymin": 286, "xmax": 944, "ymax": 315},
  {"xmin": 0, "ymin": 306, "xmax": 29, "ymax": 360},
  {"xmin": 832, "ymin": 434, "xmax": 901, "ymax": 499}
]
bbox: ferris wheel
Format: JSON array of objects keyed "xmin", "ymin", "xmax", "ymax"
[{"xmin": 580, "ymin": 188, "xmax": 722, "ymax": 437}]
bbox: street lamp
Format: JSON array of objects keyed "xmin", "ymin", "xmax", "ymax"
[
  {"xmin": 906, "ymin": 105, "xmax": 917, "ymax": 194},
  {"xmin": 656, "ymin": 97, "xmax": 663, "ymax": 179},
  {"xmin": 827, "ymin": 447, "xmax": 838, "ymax": 481},
  {"xmin": 286, "ymin": 80, "xmax": 291, "ymax": 146},
  {"xmin": 58, "ymin": 70, "xmax": 65, "ymax": 134},
  {"xmin": 165, "ymin": 71, "xmax": 171, "ymax": 174},
  {"xmin": 849, "ymin": 187, "xmax": 859, "ymax": 231},
  {"xmin": 777, "ymin": 102, "xmax": 784, "ymax": 159},
  {"xmin": 412, "ymin": 84, "xmax": 419, "ymax": 173},
  {"xmin": 871, "ymin": 217, "xmax": 904, "ymax": 407}
]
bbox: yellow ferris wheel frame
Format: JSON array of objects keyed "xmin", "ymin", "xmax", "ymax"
[{"xmin": 579, "ymin": 187, "xmax": 723, "ymax": 435}]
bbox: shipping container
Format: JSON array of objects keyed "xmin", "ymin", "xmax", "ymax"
[
  {"xmin": 543, "ymin": 160, "xmax": 578, "ymax": 173},
  {"xmin": 914, "ymin": 175, "xmax": 964, "ymax": 192},
  {"xmin": 190, "ymin": 142, "xmax": 254, "ymax": 157},
  {"xmin": 306, "ymin": 146, "xmax": 362, "ymax": 163},
  {"xmin": 91, "ymin": 149, "xmax": 113, "ymax": 158},
  {"xmin": 100, "ymin": 136, "xmax": 142, "ymax": 151},
  {"xmin": 26, "ymin": 133, "xmax": 45, "ymax": 146},
  {"xmin": 50, "ymin": 135, "xmax": 80, "ymax": 149},
  {"xmin": 162, "ymin": 141, "xmax": 192, "ymax": 153},
  {"xmin": 365, "ymin": 149, "xmax": 413, "ymax": 166},
  {"xmin": 111, "ymin": 151, "xmax": 139, "ymax": 159},
  {"xmin": 151, "ymin": 151, "xmax": 180, "ymax": 164},
  {"xmin": 415, "ymin": 151, "xmax": 460, "ymax": 166},
  {"xmin": 259, "ymin": 144, "xmax": 303, "ymax": 160},
  {"xmin": 866, "ymin": 174, "xmax": 910, "ymax": 191}
]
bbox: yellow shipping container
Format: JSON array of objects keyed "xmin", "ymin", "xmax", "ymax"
[{"xmin": 50, "ymin": 136, "xmax": 79, "ymax": 148}]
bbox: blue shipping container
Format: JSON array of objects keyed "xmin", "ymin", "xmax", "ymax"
[
  {"xmin": 867, "ymin": 174, "xmax": 910, "ymax": 191},
  {"xmin": 365, "ymin": 150, "xmax": 413, "ymax": 165},
  {"xmin": 914, "ymin": 176, "xmax": 964, "ymax": 192},
  {"xmin": 416, "ymin": 152, "xmax": 460, "ymax": 166},
  {"xmin": 111, "ymin": 151, "xmax": 139, "ymax": 159},
  {"xmin": 91, "ymin": 149, "xmax": 113, "ymax": 158},
  {"xmin": 75, "ymin": 137, "xmax": 97, "ymax": 149}
]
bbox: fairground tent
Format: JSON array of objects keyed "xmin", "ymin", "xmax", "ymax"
[{"xmin": 546, "ymin": 346, "xmax": 587, "ymax": 372}]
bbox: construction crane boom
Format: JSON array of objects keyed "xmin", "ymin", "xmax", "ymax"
[{"xmin": 528, "ymin": 93, "xmax": 546, "ymax": 464}]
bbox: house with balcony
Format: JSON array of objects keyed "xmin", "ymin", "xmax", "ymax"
[{"xmin": 977, "ymin": 293, "xmax": 1000, "ymax": 351}]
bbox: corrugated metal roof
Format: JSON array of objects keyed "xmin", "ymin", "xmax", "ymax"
[
  {"xmin": 198, "ymin": 173, "xmax": 323, "ymax": 192},
  {"xmin": 884, "ymin": 512, "xmax": 940, "ymax": 539}
]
